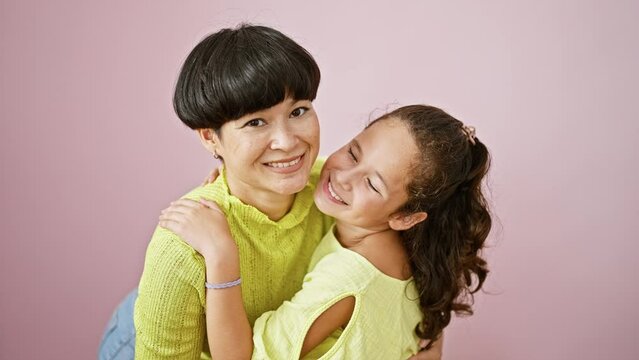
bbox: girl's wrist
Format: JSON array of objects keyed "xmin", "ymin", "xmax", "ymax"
[
  {"xmin": 203, "ymin": 241, "xmax": 240, "ymax": 284},
  {"xmin": 200, "ymin": 233, "xmax": 237, "ymax": 260},
  {"xmin": 205, "ymin": 257, "xmax": 240, "ymax": 284}
]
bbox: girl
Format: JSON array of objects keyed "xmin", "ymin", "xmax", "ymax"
[{"xmin": 160, "ymin": 105, "xmax": 491, "ymax": 359}]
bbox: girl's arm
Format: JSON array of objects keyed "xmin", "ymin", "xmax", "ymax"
[{"xmin": 159, "ymin": 198, "xmax": 252, "ymax": 359}]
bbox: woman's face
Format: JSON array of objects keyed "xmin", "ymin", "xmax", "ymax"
[
  {"xmin": 213, "ymin": 97, "xmax": 320, "ymax": 197},
  {"xmin": 314, "ymin": 117, "xmax": 419, "ymax": 229}
]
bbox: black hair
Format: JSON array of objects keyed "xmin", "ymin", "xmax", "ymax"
[{"xmin": 173, "ymin": 24, "xmax": 321, "ymax": 130}]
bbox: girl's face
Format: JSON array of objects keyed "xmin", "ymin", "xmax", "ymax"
[
  {"xmin": 314, "ymin": 117, "xmax": 419, "ymax": 230},
  {"xmin": 213, "ymin": 97, "xmax": 320, "ymax": 197}
]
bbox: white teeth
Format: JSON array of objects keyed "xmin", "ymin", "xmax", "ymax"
[
  {"xmin": 328, "ymin": 181, "xmax": 344, "ymax": 202},
  {"xmin": 267, "ymin": 156, "xmax": 302, "ymax": 168}
]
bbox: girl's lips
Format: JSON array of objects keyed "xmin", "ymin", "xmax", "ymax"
[
  {"xmin": 263, "ymin": 153, "xmax": 305, "ymax": 174},
  {"xmin": 323, "ymin": 175, "xmax": 347, "ymax": 205}
]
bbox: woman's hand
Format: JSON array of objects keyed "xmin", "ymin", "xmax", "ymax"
[
  {"xmin": 201, "ymin": 166, "xmax": 223, "ymax": 186},
  {"xmin": 158, "ymin": 198, "xmax": 236, "ymax": 261},
  {"xmin": 407, "ymin": 335, "xmax": 443, "ymax": 360}
]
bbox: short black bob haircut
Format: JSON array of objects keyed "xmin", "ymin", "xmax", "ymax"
[{"xmin": 173, "ymin": 24, "xmax": 321, "ymax": 130}]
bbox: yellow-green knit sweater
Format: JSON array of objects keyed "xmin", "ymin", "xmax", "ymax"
[{"xmin": 134, "ymin": 159, "xmax": 332, "ymax": 359}]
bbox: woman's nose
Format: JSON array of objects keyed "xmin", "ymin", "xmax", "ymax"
[{"xmin": 269, "ymin": 122, "xmax": 298, "ymax": 151}]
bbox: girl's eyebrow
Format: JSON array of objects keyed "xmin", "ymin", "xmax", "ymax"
[{"xmin": 352, "ymin": 139, "xmax": 388, "ymax": 191}]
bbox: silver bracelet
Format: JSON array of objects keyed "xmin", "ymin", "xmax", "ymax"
[{"xmin": 205, "ymin": 277, "xmax": 242, "ymax": 289}]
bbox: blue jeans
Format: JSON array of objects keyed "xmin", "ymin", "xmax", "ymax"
[{"xmin": 98, "ymin": 289, "xmax": 137, "ymax": 360}]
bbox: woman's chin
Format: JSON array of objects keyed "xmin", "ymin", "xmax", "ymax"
[{"xmin": 271, "ymin": 177, "xmax": 308, "ymax": 196}]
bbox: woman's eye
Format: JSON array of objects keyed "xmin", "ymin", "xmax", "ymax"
[
  {"xmin": 290, "ymin": 107, "xmax": 308, "ymax": 118},
  {"xmin": 243, "ymin": 119, "xmax": 265, "ymax": 127},
  {"xmin": 367, "ymin": 178, "xmax": 380, "ymax": 194}
]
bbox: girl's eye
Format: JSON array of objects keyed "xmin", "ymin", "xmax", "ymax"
[
  {"xmin": 290, "ymin": 107, "xmax": 309, "ymax": 118},
  {"xmin": 243, "ymin": 119, "xmax": 265, "ymax": 128},
  {"xmin": 367, "ymin": 178, "xmax": 380, "ymax": 194},
  {"xmin": 348, "ymin": 147, "xmax": 357, "ymax": 162}
]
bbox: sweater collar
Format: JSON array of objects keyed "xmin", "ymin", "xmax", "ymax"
[{"xmin": 212, "ymin": 167, "xmax": 317, "ymax": 230}]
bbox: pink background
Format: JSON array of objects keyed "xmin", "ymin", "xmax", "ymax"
[{"xmin": 2, "ymin": 1, "xmax": 638, "ymax": 359}]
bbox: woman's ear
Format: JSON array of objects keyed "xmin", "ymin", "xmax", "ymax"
[
  {"xmin": 388, "ymin": 211, "xmax": 428, "ymax": 231},
  {"xmin": 196, "ymin": 129, "xmax": 222, "ymax": 157}
]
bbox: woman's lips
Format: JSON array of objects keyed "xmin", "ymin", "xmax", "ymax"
[{"xmin": 263, "ymin": 153, "xmax": 305, "ymax": 174}]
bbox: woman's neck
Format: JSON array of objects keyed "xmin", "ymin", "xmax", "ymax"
[{"xmin": 225, "ymin": 174, "xmax": 295, "ymax": 222}]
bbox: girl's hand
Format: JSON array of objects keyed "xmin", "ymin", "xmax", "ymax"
[
  {"xmin": 158, "ymin": 198, "xmax": 236, "ymax": 261},
  {"xmin": 201, "ymin": 166, "xmax": 224, "ymax": 186}
]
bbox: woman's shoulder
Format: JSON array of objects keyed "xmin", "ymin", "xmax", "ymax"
[{"xmin": 181, "ymin": 178, "xmax": 228, "ymax": 204}]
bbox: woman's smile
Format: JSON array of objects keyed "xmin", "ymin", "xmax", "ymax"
[{"xmin": 263, "ymin": 153, "xmax": 306, "ymax": 174}]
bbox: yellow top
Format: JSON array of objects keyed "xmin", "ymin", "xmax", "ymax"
[
  {"xmin": 252, "ymin": 226, "xmax": 423, "ymax": 359},
  {"xmin": 134, "ymin": 158, "xmax": 332, "ymax": 359}
]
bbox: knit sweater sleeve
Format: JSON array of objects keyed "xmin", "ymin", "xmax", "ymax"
[
  {"xmin": 251, "ymin": 250, "xmax": 369, "ymax": 360},
  {"xmin": 134, "ymin": 226, "xmax": 207, "ymax": 359}
]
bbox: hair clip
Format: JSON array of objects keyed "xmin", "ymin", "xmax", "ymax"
[{"xmin": 461, "ymin": 125, "xmax": 476, "ymax": 145}]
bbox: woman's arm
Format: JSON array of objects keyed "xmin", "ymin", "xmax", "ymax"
[
  {"xmin": 409, "ymin": 334, "xmax": 444, "ymax": 360},
  {"xmin": 159, "ymin": 199, "xmax": 253, "ymax": 359}
]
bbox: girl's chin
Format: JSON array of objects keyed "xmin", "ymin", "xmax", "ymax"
[{"xmin": 313, "ymin": 192, "xmax": 337, "ymax": 216}]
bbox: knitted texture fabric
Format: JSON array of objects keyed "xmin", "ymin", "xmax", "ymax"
[
  {"xmin": 252, "ymin": 226, "xmax": 423, "ymax": 359},
  {"xmin": 134, "ymin": 158, "xmax": 332, "ymax": 359}
]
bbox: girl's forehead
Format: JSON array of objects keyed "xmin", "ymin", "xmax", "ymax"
[{"xmin": 358, "ymin": 119, "xmax": 418, "ymax": 186}]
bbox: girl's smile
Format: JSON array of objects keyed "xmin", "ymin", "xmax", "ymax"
[{"xmin": 314, "ymin": 117, "xmax": 418, "ymax": 230}]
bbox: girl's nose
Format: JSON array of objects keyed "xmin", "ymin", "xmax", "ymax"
[{"xmin": 333, "ymin": 168, "xmax": 354, "ymax": 192}]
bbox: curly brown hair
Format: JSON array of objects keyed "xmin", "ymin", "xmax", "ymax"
[{"xmin": 369, "ymin": 105, "xmax": 491, "ymax": 348}]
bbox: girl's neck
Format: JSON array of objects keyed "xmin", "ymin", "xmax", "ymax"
[
  {"xmin": 333, "ymin": 221, "xmax": 389, "ymax": 248},
  {"xmin": 334, "ymin": 221, "xmax": 412, "ymax": 280},
  {"xmin": 225, "ymin": 174, "xmax": 295, "ymax": 222}
]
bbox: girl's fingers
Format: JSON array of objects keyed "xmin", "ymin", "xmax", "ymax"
[
  {"xmin": 160, "ymin": 205, "xmax": 189, "ymax": 216},
  {"xmin": 159, "ymin": 209, "xmax": 190, "ymax": 223},
  {"xmin": 201, "ymin": 170, "xmax": 215, "ymax": 186},
  {"xmin": 170, "ymin": 199, "xmax": 202, "ymax": 209},
  {"xmin": 198, "ymin": 198, "xmax": 222, "ymax": 212},
  {"xmin": 161, "ymin": 199, "xmax": 203, "ymax": 214},
  {"xmin": 202, "ymin": 169, "xmax": 218, "ymax": 186},
  {"xmin": 158, "ymin": 218, "xmax": 183, "ymax": 233},
  {"xmin": 202, "ymin": 166, "xmax": 223, "ymax": 186}
]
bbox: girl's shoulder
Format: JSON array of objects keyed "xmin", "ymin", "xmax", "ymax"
[{"xmin": 354, "ymin": 239, "xmax": 412, "ymax": 281}]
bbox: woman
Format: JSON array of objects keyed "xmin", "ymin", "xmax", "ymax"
[
  {"xmin": 161, "ymin": 105, "xmax": 491, "ymax": 358},
  {"xmin": 98, "ymin": 25, "xmax": 442, "ymax": 359}
]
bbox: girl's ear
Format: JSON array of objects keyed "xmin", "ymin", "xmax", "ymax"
[
  {"xmin": 388, "ymin": 211, "xmax": 428, "ymax": 231},
  {"xmin": 196, "ymin": 129, "xmax": 222, "ymax": 157}
]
